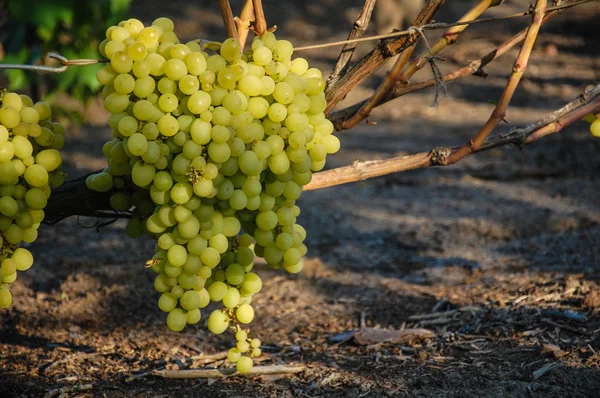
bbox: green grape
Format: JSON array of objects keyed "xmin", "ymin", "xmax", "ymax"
[
  {"xmin": 158, "ymin": 292, "xmax": 178, "ymax": 312},
  {"xmin": 236, "ymin": 356, "xmax": 253, "ymax": 374},
  {"xmin": 237, "ymin": 340, "xmax": 250, "ymax": 353},
  {"xmin": 187, "ymin": 308, "xmax": 202, "ymax": 324},
  {"xmin": 207, "ymin": 310, "xmax": 229, "ymax": 334},
  {"xmin": 240, "ymin": 272, "xmax": 262, "ymax": 296},
  {"xmin": 167, "ymin": 244, "xmax": 187, "ymax": 267},
  {"xmin": 236, "ymin": 304, "xmax": 254, "ymax": 324},
  {"xmin": 225, "ymin": 263, "xmax": 245, "ymax": 286},
  {"xmin": 180, "ymin": 290, "xmax": 201, "ymax": 310},
  {"xmin": 0, "ymin": 287, "xmax": 12, "ymax": 308},
  {"xmin": 228, "ymin": 348, "xmax": 242, "ymax": 363},
  {"xmin": 185, "ymin": 52, "xmax": 207, "ymax": 75},
  {"xmin": 222, "ymin": 287, "xmax": 241, "ymax": 308},
  {"xmin": 167, "ymin": 308, "xmax": 187, "ymax": 332}
]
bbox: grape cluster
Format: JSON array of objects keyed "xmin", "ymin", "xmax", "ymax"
[
  {"xmin": 0, "ymin": 91, "xmax": 65, "ymax": 308},
  {"xmin": 93, "ymin": 17, "xmax": 339, "ymax": 373}
]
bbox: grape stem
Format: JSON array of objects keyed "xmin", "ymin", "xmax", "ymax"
[
  {"xmin": 252, "ymin": 0, "xmax": 267, "ymax": 36},
  {"xmin": 447, "ymin": 0, "xmax": 547, "ymax": 164},
  {"xmin": 326, "ymin": 0, "xmax": 378, "ymax": 89},
  {"xmin": 235, "ymin": 0, "xmax": 255, "ymax": 50},
  {"xmin": 152, "ymin": 364, "xmax": 306, "ymax": 378},
  {"xmin": 303, "ymin": 83, "xmax": 600, "ymax": 191},
  {"xmin": 218, "ymin": 0, "xmax": 239, "ymax": 40}
]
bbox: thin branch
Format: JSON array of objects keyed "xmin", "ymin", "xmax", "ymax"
[
  {"xmin": 303, "ymin": 84, "xmax": 600, "ymax": 191},
  {"xmin": 339, "ymin": 41, "xmax": 417, "ymax": 130},
  {"xmin": 218, "ymin": 0, "xmax": 239, "ymax": 40},
  {"xmin": 294, "ymin": 0, "xmax": 594, "ymax": 52},
  {"xmin": 0, "ymin": 52, "xmax": 104, "ymax": 73},
  {"xmin": 252, "ymin": 0, "xmax": 267, "ymax": 36},
  {"xmin": 339, "ymin": 0, "xmax": 496, "ymax": 130},
  {"xmin": 326, "ymin": 0, "xmax": 378, "ymax": 89},
  {"xmin": 400, "ymin": 0, "xmax": 498, "ymax": 85},
  {"xmin": 235, "ymin": 0, "xmax": 254, "ymax": 50},
  {"xmin": 324, "ymin": 0, "xmax": 446, "ymax": 114},
  {"xmin": 329, "ymin": 9, "xmax": 563, "ymax": 130},
  {"xmin": 152, "ymin": 364, "xmax": 306, "ymax": 379},
  {"xmin": 448, "ymin": 0, "xmax": 547, "ymax": 164}
]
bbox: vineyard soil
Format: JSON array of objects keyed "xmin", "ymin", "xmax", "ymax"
[{"xmin": 1, "ymin": 1, "xmax": 600, "ymax": 397}]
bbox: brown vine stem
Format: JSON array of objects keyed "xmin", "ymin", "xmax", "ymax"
[
  {"xmin": 339, "ymin": 0, "xmax": 497, "ymax": 130},
  {"xmin": 42, "ymin": 84, "xmax": 600, "ymax": 223},
  {"xmin": 399, "ymin": 0, "xmax": 500, "ymax": 85},
  {"xmin": 447, "ymin": 0, "xmax": 547, "ymax": 164},
  {"xmin": 339, "ymin": 42, "xmax": 418, "ymax": 130},
  {"xmin": 252, "ymin": 0, "xmax": 267, "ymax": 36},
  {"xmin": 235, "ymin": 0, "xmax": 254, "ymax": 49},
  {"xmin": 152, "ymin": 364, "xmax": 306, "ymax": 379},
  {"xmin": 326, "ymin": 0, "xmax": 377, "ymax": 89},
  {"xmin": 329, "ymin": 9, "xmax": 562, "ymax": 130},
  {"xmin": 324, "ymin": 0, "xmax": 446, "ymax": 114},
  {"xmin": 294, "ymin": 0, "xmax": 593, "ymax": 52},
  {"xmin": 303, "ymin": 83, "xmax": 600, "ymax": 191},
  {"xmin": 218, "ymin": 0, "xmax": 239, "ymax": 40}
]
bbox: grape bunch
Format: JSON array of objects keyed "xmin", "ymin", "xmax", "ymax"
[
  {"xmin": 92, "ymin": 17, "xmax": 339, "ymax": 373},
  {"xmin": 0, "ymin": 91, "xmax": 65, "ymax": 308}
]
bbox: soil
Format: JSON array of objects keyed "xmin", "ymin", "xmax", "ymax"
[{"xmin": 1, "ymin": 1, "xmax": 600, "ymax": 397}]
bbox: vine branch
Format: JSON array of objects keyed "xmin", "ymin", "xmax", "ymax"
[
  {"xmin": 329, "ymin": 7, "xmax": 564, "ymax": 130},
  {"xmin": 218, "ymin": 0, "xmax": 239, "ymax": 40},
  {"xmin": 324, "ymin": 0, "xmax": 446, "ymax": 114},
  {"xmin": 448, "ymin": 0, "xmax": 547, "ymax": 164},
  {"xmin": 326, "ymin": 0, "xmax": 377, "ymax": 89},
  {"xmin": 303, "ymin": 84, "xmax": 600, "ymax": 191}
]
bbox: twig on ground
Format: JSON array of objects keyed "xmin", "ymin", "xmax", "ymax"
[
  {"xmin": 44, "ymin": 384, "xmax": 93, "ymax": 398},
  {"xmin": 532, "ymin": 362, "xmax": 561, "ymax": 380},
  {"xmin": 448, "ymin": 0, "xmax": 547, "ymax": 164},
  {"xmin": 125, "ymin": 351, "xmax": 229, "ymax": 382},
  {"xmin": 152, "ymin": 364, "xmax": 306, "ymax": 379},
  {"xmin": 326, "ymin": 0, "xmax": 377, "ymax": 89}
]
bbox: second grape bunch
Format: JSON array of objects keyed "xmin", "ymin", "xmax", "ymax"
[{"xmin": 91, "ymin": 17, "xmax": 339, "ymax": 373}]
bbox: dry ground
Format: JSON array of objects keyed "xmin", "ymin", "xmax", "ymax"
[{"xmin": 1, "ymin": 1, "xmax": 600, "ymax": 397}]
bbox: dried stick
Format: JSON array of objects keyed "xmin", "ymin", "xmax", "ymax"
[
  {"xmin": 235, "ymin": 0, "xmax": 255, "ymax": 49},
  {"xmin": 327, "ymin": 0, "xmax": 378, "ymax": 89},
  {"xmin": 329, "ymin": 10, "xmax": 562, "ymax": 130},
  {"xmin": 447, "ymin": 0, "xmax": 547, "ymax": 164},
  {"xmin": 324, "ymin": 0, "xmax": 446, "ymax": 114},
  {"xmin": 218, "ymin": 0, "xmax": 239, "ymax": 40},
  {"xmin": 303, "ymin": 84, "xmax": 600, "ymax": 191},
  {"xmin": 252, "ymin": 0, "xmax": 267, "ymax": 36},
  {"xmin": 339, "ymin": 0, "xmax": 496, "ymax": 130},
  {"xmin": 295, "ymin": 0, "xmax": 593, "ymax": 52},
  {"xmin": 399, "ymin": 0, "xmax": 500, "ymax": 85},
  {"xmin": 152, "ymin": 364, "xmax": 306, "ymax": 379},
  {"xmin": 339, "ymin": 42, "xmax": 418, "ymax": 129}
]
